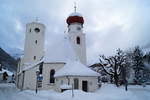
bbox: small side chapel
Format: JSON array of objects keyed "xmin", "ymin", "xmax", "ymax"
[{"xmin": 16, "ymin": 8, "xmax": 100, "ymax": 92}]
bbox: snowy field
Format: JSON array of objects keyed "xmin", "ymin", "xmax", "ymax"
[{"xmin": 0, "ymin": 83, "xmax": 150, "ymax": 100}]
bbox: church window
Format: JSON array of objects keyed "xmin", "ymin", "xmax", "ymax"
[
  {"xmin": 35, "ymin": 40, "xmax": 37, "ymax": 44},
  {"xmin": 29, "ymin": 28, "xmax": 31, "ymax": 32},
  {"xmin": 74, "ymin": 78, "xmax": 79, "ymax": 89},
  {"xmin": 39, "ymin": 62, "xmax": 43, "ymax": 74},
  {"xmin": 34, "ymin": 56, "xmax": 36, "ymax": 60},
  {"xmin": 77, "ymin": 27, "xmax": 81, "ymax": 31},
  {"xmin": 34, "ymin": 28, "xmax": 40, "ymax": 33},
  {"xmin": 76, "ymin": 36, "xmax": 80, "ymax": 45},
  {"xmin": 50, "ymin": 69, "xmax": 55, "ymax": 83}
]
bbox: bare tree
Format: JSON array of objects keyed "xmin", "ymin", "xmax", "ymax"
[{"xmin": 99, "ymin": 49, "xmax": 126, "ymax": 87}]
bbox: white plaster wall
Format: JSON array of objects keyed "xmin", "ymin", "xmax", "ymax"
[
  {"xmin": 23, "ymin": 22, "xmax": 45, "ymax": 68},
  {"xmin": 17, "ymin": 62, "xmax": 65, "ymax": 90},
  {"xmin": 68, "ymin": 23, "xmax": 87, "ymax": 65},
  {"xmin": 23, "ymin": 66, "xmax": 38, "ymax": 90},
  {"xmin": 16, "ymin": 59, "xmax": 24, "ymax": 89},
  {"xmin": 42, "ymin": 63, "xmax": 65, "ymax": 90},
  {"xmin": 55, "ymin": 76, "xmax": 98, "ymax": 92},
  {"xmin": 68, "ymin": 23, "xmax": 83, "ymax": 33},
  {"xmin": 16, "ymin": 73, "xmax": 24, "ymax": 89}
]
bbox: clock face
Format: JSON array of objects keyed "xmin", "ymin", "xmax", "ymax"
[{"xmin": 34, "ymin": 28, "xmax": 40, "ymax": 33}]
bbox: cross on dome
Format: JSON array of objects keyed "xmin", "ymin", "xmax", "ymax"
[
  {"xmin": 74, "ymin": 2, "xmax": 77, "ymax": 12},
  {"xmin": 66, "ymin": 3, "xmax": 84, "ymax": 25},
  {"xmin": 35, "ymin": 17, "xmax": 39, "ymax": 22}
]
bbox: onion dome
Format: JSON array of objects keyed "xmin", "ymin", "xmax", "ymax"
[{"xmin": 66, "ymin": 12, "xmax": 84, "ymax": 25}]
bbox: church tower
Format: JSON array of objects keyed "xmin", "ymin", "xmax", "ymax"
[
  {"xmin": 23, "ymin": 22, "xmax": 45, "ymax": 66},
  {"xmin": 66, "ymin": 7, "xmax": 87, "ymax": 65}
]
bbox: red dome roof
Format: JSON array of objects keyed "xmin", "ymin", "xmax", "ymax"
[{"xmin": 66, "ymin": 12, "xmax": 84, "ymax": 25}]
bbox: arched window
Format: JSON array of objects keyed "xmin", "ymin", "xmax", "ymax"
[
  {"xmin": 39, "ymin": 62, "xmax": 43, "ymax": 74},
  {"xmin": 34, "ymin": 28, "xmax": 40, "ymax": 33},
  {"xmin": 50, "ymin": 69, "xmax": 55, "ymax": 83},
  {"xmin": 76, "ymin": 36, "xmax": 80, "ymax": 45},
  {"xmin": 35, "ymin": 40, "xmax": 37, "ymax": 44},
  {"xmin": 29, "ymin": 28, "xmax": 31, "ymax": 32},
  {"xmin": 34, "ymin": 56, "xmax": 36, "ymax": 60}
]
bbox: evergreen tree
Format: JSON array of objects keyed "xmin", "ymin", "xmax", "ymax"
[{"xmin": 132, "ymin": 46, "xmax": 144, "ymax": 84}]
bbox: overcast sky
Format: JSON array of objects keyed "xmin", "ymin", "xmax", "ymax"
[{"xmin": 0, "ymin": 0, "xmax": 150, "ymax": 64}]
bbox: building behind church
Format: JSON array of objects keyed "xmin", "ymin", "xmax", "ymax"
[{"xmin": 16, "ymin": 10, "xmax": 100, "ymax": 92}]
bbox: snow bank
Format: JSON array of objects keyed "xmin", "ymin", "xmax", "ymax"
[
  {"xmin": 97, "ymin": 84, "xmax": 138, "ymax": 100},
  {"xmin": 1, "ymin": 83, "xmax": 150, "ymax": 100},
  {"xmin": 59, "ymin": 84, "xmax": 138, "ymax": 100},
  {"xmin": 60, "ymin": 84, "xmax": 72, "ymax": 89}
]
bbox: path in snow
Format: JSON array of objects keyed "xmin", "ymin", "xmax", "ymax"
[
  {"xmin": 129, "ymin": 86, "xmax": 150, "ymax": 100},
  {"xmin": 0, "ymin": 83, "xmax": 19, "ymax": 100}
]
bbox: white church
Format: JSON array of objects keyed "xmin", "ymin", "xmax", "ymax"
[{"xmin": 16, "ymin": 9, "xmax": 100, "ymax": 92}]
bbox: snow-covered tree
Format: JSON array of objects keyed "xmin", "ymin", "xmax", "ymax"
[
  {"xmin": 123, "ymin": 50, "xmax": 135, "ymax": 82},
  {"xmin": 99, "ymin": 49, "xmax": 127, "ymax": 87},
  {"xmin": 143, "ymin": 52, "xmax": 150, "ymax": 82},
  {"xmin": 131, "ymin": 46, "xmax": 145, "ymax": 84},
  {"xmin": 143, "ymin": 52, "xmax": 150, "ymax": 64},
  {"xmin": 89, "ymin": 63, "xmax": 110, "ymax": 83}
]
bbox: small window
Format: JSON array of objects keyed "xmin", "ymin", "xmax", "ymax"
[
  {"xmin": 76, "ymin": 36, "xmax": 80, "ymax": 45},
  {"xmin": 29, "ymin": 29, "xmax": 31, "ymax": 32},
  {"xmin": 35, "ymin": 40, "xmax": 37, "ymax": 44},
  {"xmin": 34, "ymin": 56, "xmax": 36, "ymax": 60},
  {"xmin": 34, "ymin": 28, "xmax": 40, "ymax": 33},
  {"xmin": 39, "ymin": 62, "xmax": 43, "ymax": 74},
  {"xmin": 50, "ymin": 69, "xmax": 55, "ymax": 83}
]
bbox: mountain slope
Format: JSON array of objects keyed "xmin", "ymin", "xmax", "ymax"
[
  {"xmin": 5, "ymin": 47, "xmax": 23, "ymax": 60},
  {"xmin": 0, "ymin": 47, "xmax": 17, "ymax": 72}
]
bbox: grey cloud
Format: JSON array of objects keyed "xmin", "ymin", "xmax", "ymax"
[{"xmin": 0, "ymin": 0, "xmax": 150, "ymax": 64}]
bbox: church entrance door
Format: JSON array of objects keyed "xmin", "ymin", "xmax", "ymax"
[{"xmin": 82, "ymin": 81, "xmax": 88, "ymax": 92}]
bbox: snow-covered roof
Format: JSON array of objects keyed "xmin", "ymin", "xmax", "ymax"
[
  {"xmin": 22, "ymin": 58, "xmax": 44, "ymax": 71},
  {"xmin": 0, "ymin": 68, "xmax": 13, "ymax": 76},
  {"xmin": 44, "ymin": 35, "xmax": 78, "ymax": 63},
  {"xmin": 55, "ymin": 60, "xmax": 100, "ymax": 77},
  {"xmin": 69, "ymin": 12, "xmax": 82, "ymax": 17}
]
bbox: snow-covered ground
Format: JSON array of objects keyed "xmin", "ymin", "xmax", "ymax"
[{"xmin": 0, "ymin": 83, "xmax": 150, "ymax": 100}]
